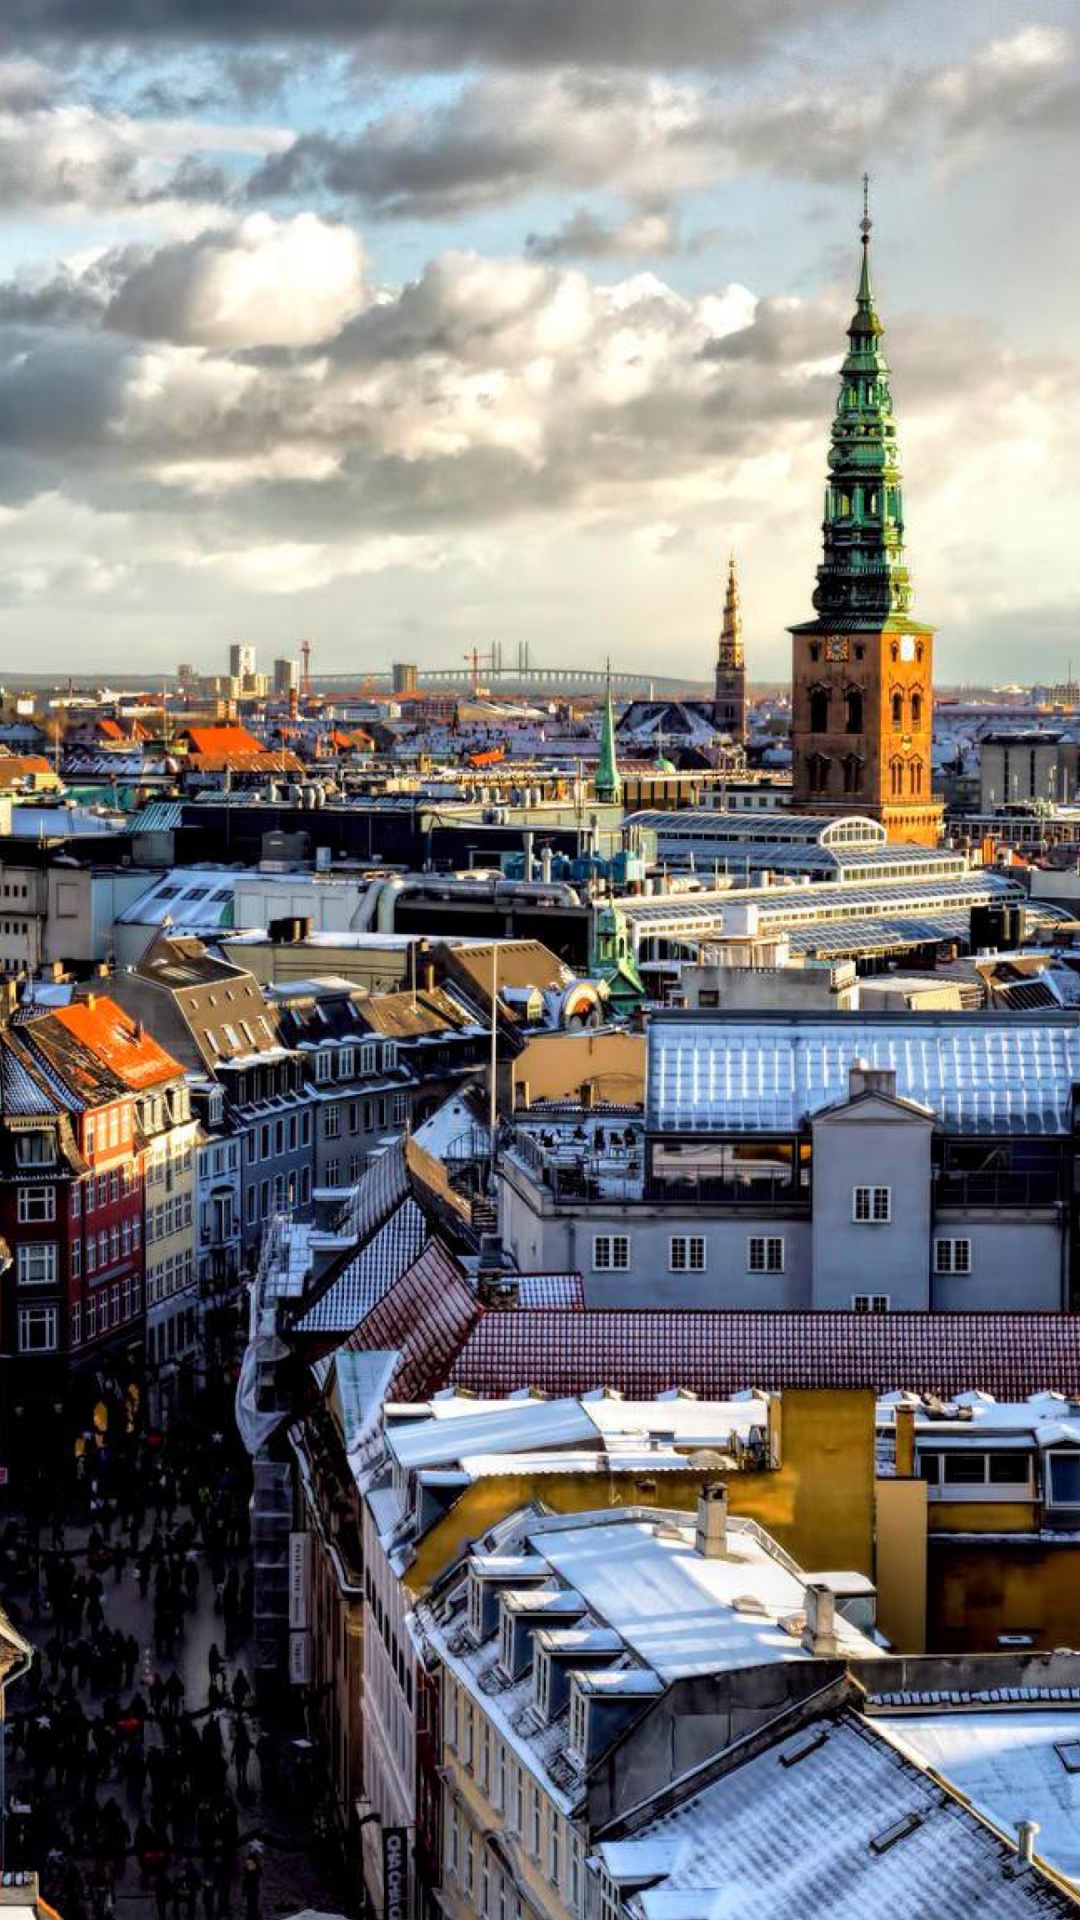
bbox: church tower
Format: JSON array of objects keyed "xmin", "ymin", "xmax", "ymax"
[
  {"xmin": 790, "ymin": 188, "xmax": 942, "ymax": 845},
  {"xmin": 714, "ymin": 554, "xmax": 747, "ymax": 742}
]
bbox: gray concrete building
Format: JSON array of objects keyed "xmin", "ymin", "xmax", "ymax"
[{"xmin": 499, "ymin": 1009, "xmax": 1080, "ymax": 1313}]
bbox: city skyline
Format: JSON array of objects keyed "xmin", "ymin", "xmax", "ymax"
[{"xmin": 0, "ymin": 2, "xmax": 1076, "ymax": 678}]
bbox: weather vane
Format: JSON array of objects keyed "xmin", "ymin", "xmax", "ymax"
[{"xmin": 860, "ymin": 172, "xmax": 872, "ymax": 244}]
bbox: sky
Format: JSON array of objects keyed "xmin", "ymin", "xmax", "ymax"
[{"xmin": 0, "ymin": 0, "xmax": 1077, "ymax": 685}]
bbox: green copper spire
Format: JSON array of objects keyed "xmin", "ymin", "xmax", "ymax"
[
  {"xmin": 595, "ymin": 666, "xmax": 621, "ymax": 805},
  {"xmin": 811, "ymin": 179, "xmax": 913, "ymax": 628}
]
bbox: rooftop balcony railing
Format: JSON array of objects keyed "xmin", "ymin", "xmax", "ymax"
[{"xmin": 934, "ymin": 1169, "xmax": 1063, "ymax": 1209}]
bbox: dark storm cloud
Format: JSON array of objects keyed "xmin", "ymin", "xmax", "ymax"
[{"xmin": 0, "ymin": 0, "xmax": 880, "ymax": 68}]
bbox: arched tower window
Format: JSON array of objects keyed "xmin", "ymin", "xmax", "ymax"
[
  {"xmin": 890, "ymin": 758, "xmax": 904, "ymax": 798},
  {"xmin": 911, "ymin": 689, "xmax": 923, "ymax": 729},
  {"xmin": 909, "ymin": 759, "xmax": 923, "ymax": 796},
  {"xmin": 809, "ymin": 686, "xmax": 829, "ymax": 733},
  {"xmin": 842, "ymin": 753, "xmax": 864, "ymax": 796},
  {"xmin": 807, "ymin": 753, "xmax": 831, "ymax": 796},
  {"xmin": 845, "ymin": 687, "xmax": 863, "ymax": 734},
  {"xmin": 891, "ymin": 690, "xmax": 903, "ymax": 728}
]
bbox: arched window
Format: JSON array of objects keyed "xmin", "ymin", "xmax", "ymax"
[
  {"xmin": 911, "ymin": 689, "xmax": 923, "ymax": 729},
  {"xmin": 842, "ymin": 754, "xmax": 863, "ymax": 796},
  {"xmin": 808, "ymin": 753, "xmax": 830, "ymax": 796},
  {"xmin": 890, "ymin": 642, "xmax": 899, "ymax": 663},
  {"xmin": 845, "ymin": 687, "xmax": 863, "ymax": 734},
  {"xmin": 891, "ymin": 690, "xmax": 903, "ymax": 728},
  {"xmin": 890, "ymin": 758, "xmax": 904, "ymax": 798},
  {"xmin": 909, "ymin": 759, "xmax": 923, "ymax": 796},
  {"xmin": 809, "ymin": 685, "xmax": 829, "ymax": 733}
]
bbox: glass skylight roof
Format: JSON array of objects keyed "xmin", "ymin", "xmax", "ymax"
[{"xmin": 647, "ymin": 1014, "xmax": 1080, "ymax": 1136}]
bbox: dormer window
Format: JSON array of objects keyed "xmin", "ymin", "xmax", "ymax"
[
  {"xmin": 314, "ymin": 1050, "xmax": 333, "ymax": 1084},
  {"xmin": 360, "ymin": 1042, "xmax": 377, "ymax": 1076},
  {"xmin": 338, "ymin": 1046, "xmax": 355, "ymax": 1079},
  {"xmin": 383, "ymin": 1041, "xmax": 398, "ymax": 1073},
  {"xmin": 498, "ymin": 1608, "xmax": 515, "ymax": 1679},
  {"xmin": 568, "ymin": 1685, "xmax": 588, "ymax": 1763},
  {"xmin": 534, "ymin": 1648, "xmax": 551, "ymax": 1720},
  {"xmin": 16, "ymin": 1131, "xmax": 55, "ymax": 1167}
]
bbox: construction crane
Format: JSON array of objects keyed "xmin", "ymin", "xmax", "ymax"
[{"xmin": 300, "ymin": 638, "xmax": 312, "ymax": 699}]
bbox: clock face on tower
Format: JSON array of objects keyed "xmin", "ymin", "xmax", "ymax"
[
  {"xmin": 899, "ymin": 634, "xmax": 916, "ymax": 662},
  {"xmin": 823, "ymin": 636, "xmax": 850, "ymax": 663}
]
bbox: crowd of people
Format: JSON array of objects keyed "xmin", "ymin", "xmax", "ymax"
[{"xmin": 1, "ymin": 1407, "xmax": 299, "ymax": 1920}]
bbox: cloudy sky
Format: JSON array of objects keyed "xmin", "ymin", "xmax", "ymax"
[{"xmin": 0, "ymin": 1, "xmax": 1076, "ymax": 685}]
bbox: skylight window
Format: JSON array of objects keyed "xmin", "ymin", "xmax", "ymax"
[
  {"xmin": 1055, "ymin": 1742, "xmax": 1080, "ymax": 1773},
  {"xmin": 869, "ymin": 1814, "xmax": 922, "ymax": 1855}
]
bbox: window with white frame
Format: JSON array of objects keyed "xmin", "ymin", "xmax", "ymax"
[
  {"xmin": 935, "ymin": 1238, "xmax": 971, "ymax": 1275},
  {"xmin": 592, "ymin": 1234, "xmax": 629, "ymax": 1272},
  {"xmin": 392, "ymin": 1093, "xmax": 409, "ymax": 1126},
  {"xmin": 530, "ymin": 1785, "xmax": 542, "ymax": 1860},
  {"xmin": 17, "ymin": 1242, "xmax": 57, "ymax": 1287},
  {"xmin": 16, "ymin": 1132, "xmax": 54, "ymax": 1166},
  {"xmin": 17, "ymin": 1187, "xmax": 55, "ymax": 1224},
  {"xmin": 748, "ymin": 1236, "xmax": 785, "ymax": 1274},
  {"xmin": 669, "ymin": 1235, "xmax": 705, "ymax": 1272},
  {"xmin": 314, "ymin": 1050, "xmax": 333, "ymax": 1084},
  {"xmin": 325, "ymin": 1103, "xmax": 342, "ymax": 1139},
  {"xmin": 383, "ymin": 1041, "xmax": 398, "ymax": 1072},
  {"xmin": 360, "ymin": 1042, "xmax": 377, "ymax": 1075},
  {"xmin": 853, "ymin": 1185, "xmax": 891, "ymax": 1223},
  {"xmin": 852, "ymin": 1293, "xmax": 890, "ymax": 1314},
  {"xmin": 547, "ymin": 1817, "xmax": 561, "ymax": 1888},
  {"xmin": 338, "ymin": 1046, "xmax": 355, "ymax": 1079},
  {"xmin": 568, "ymin": 1834, "xmax": 584, "ymax": 1916},
  {"xmin": 18, "ymin": 1305, "xmax": 58, "ymax": 1352}
]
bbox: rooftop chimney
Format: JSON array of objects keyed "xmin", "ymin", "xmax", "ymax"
[
  {"xmin": 695, "ymin": 1482, "xmax": 729, "ymax": 1560},
  {"xmin": 848, "ymin": 1060, "xmax": 897, "ymax": 1102},
  {"xmin": 801, "ymin": 1581, "xmax": 839, "ymax": 1657},
  {"xmin": 1016, "ymin": 1821, "xmax": 1040, "ymax": 1867}
]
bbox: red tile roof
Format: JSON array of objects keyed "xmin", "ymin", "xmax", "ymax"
[
  {"xmin": 47, "ymin": 997, "xmax": 184, "ymax": 1092},
  {"xmin": 183, "ymin": 724, "xmax": 262, "ymax": 756},
  {"xmin": 448, "ymin": 1310, "xmax": 1080, "ymax": 1402},
  {"xmin": 345, "ymin": 1234, "xmax": 481, "ymax": 1401}
]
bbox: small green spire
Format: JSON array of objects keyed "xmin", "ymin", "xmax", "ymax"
[
  {"xmin": 810, "ymin": 179, "xmax": 913, "ymax": 629},
  {"xmin": 595, "ymin": 665, "xmax": 621, "ymax": 805}
]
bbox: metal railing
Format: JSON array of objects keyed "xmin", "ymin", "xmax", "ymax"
[
  {"xmin": 935, "ymin": 1170, "xmax": 1063, "ymax": 1209},
  {"xmin": 645, "ymin": 1171, "xmax": 809, "ymax": 1210}
]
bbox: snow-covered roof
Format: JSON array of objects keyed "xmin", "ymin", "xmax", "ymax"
[
  {"xmin": 876, "ymin": 1710, "xmax": 1080, "ymax": 1891},
  {"xmin": 615, "ymin": 1710, "xmax": 1074, "ymax": 1920},
  {"xmin": 537, "ymin": 1517, "xmax": 880, "ymax": 1680}
]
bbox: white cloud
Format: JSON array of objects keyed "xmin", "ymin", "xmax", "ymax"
[{"xmin": 106, "ymin": 212, "xmax": 369, "ymax": 347}]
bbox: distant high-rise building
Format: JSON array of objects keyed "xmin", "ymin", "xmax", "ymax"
[
  {"xmin": 229, "ymin": 642, "xmax": 256, "ymax": 683},
  {"xmin": 713, "ymin": 555, "xmax": 747, "ymax": 742},
  {"xmin": 790, "ymin": 189, "xmax": 942, "ymax": 846},
  {"xmin": 273, "ymin": 657, "xmax": 299, "ymax": 697},
  {"xmin": 392, "ymin": 662, "xmax": 418, "ymax": 695}
]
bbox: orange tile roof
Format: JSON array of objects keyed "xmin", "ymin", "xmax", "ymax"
[
  {"xmin": 184, "ymin": 724, "xmax": 263, "ymax": 756},
  {"xmin": 98, "ymin": 718, "xmax": 124, "ymax": 740},
  {"xmin": 50, "ymin": 996, "xmax": 184, "ymax": 1091}
]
